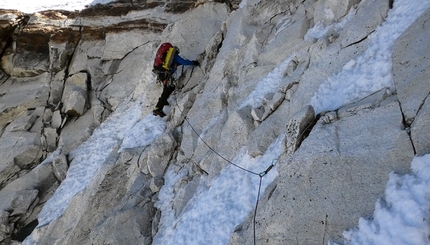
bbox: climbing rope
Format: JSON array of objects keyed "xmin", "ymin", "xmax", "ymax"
[
  {"xmin": 182, "ymin": 113, "xmax": 261, "ymax": 176},
  {"xmin": 254, "ymin": 176, "xmax": 263, "ymax": 245},
  {"xmin": 171, "ymin": 74, "xmax": 278, "ymax": 245}
]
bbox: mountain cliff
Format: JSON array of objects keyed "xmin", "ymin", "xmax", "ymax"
[{"xmin": 0, "ymin": 0, "xmax": 429, "ymax": 244}]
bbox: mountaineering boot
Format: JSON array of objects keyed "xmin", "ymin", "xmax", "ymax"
[{"xmin": 153, "ymin": 108, "xmax": 166, "ymax": 117}]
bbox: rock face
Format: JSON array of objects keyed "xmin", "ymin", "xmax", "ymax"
[
  {"xmin": 0, "ymin": 0, "xmax": 429, "ymax": 245},
  {"xmin": 0, "ymin": 1, "xmax": 188, "ymax": 243}
]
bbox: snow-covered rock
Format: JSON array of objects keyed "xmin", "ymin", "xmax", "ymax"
[{"xmin": 0, "ymin": 0, "xmax": 429, "ymax": 245}]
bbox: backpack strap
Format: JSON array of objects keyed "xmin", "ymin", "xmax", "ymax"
[{"xmin": 162, "ymin": 46, "xmax": 178, "ymax": 71}]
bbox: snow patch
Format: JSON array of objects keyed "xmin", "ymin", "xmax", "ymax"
[
  {"xmin": 153, "ymin": 135, "xmax": 284, "ymax": 245},
  {"xmin": 120, "ymin": 114, "xmax": 166, "ymax": 151},
  {"xmin": 240, "ymin": 54, "xmax": 295, "ymax": 109},
  {"xmin": 331, "ymin": 154, "xmax": 430, "ymax": 245},
  {"xmin": 0, "ymin": 0, "xmax": 115, "ymax": 13},
  {"xmin": 35, "ymin": 97, "xmax": 164, "ymax": 228},
  {"xmin": 310, "ymin": 0, "xmax": 430, "ymax": 114}
]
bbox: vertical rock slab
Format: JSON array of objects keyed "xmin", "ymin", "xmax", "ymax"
[
  {"xmin": 393, "ymin": 8, "xmax": 430, "ymax": 125},
  {"xmin": 231, "ymin": 96, "xmax": 414, "ymax": 245},
  {"xmin": 411, "ymin": 97, "xmax": 430, "ymax": 155}
]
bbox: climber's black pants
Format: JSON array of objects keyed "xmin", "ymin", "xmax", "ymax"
[{"xmin": 155, "ymin": 85, "xmax": 175, "ymax": 110}]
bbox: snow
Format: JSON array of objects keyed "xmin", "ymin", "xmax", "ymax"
[
  {"xmin": 6, "ymin": 0, "xmax": 428, "ymax": 244},
  {"xmin": 240, "ymin": 54, "xmax": 295, "ymax": 109},
  {"xmin": 331, "ymin": 154, "xmax": 430, "ymax": 245},
  {"xmin": 304, "ymin": 7, "xmax": 354, "ymax": 40},
  {"xmin": 120, "ymin": 114, "xmax": 166, "ymax": 151},
  {"xmin": 0, "ymin": 0, "xmax": 115, "ymax": 13},
  {"xmin": 153, "ymin": 135, "xmax": 283, "ymax": 245},
  {"xmin": 309, "ymin": 0, "xmax": 430, "ymax": 114},
  {"xmin": 36, "ymin": 97, "xmax": 165, "ymax": 227}
]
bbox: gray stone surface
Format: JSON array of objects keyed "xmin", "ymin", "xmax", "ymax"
[
  {"xmin": 338, "ymin": 0, "xmax": 389, "ymax": 48},
  {"xmin": 43, "ymin": 127, "xmax": 58, "ymax": 152},
  {"xmin": 0, "ymin": 1, "xmax": 428, "ymax": 245},
  {"xmin": 393, "ymin": 7, "xmax": 430, "ymax": 125},
  {"xmin": 62, "ymin": 72, "xmax": 88, "ymax": 117},
  {"xmin": 147, "ymin": 132, "xmax": 177, "ymax": 178},
  {"xmin": 52, "ymin": 154, "xmax": 68, "ymax": 182},
  {"xmin": 231, "ymin": 96, "xmax": 414, "ymax": 245},
  {"xmin": 0, "ymin": 211, "xmax": 11, "ymax": 243},
  {"xmin": 314, "ymin": 0, "xmax": 361, "ymax": 24},
  {"xmin": 58, "ymin": 109, "xmax": 98, "ymax": 155},
  {"xmin": 0, "ymin": 129, "xmax": 43, "ymax": 189},
  {"xmin": 411, "ymin": 97, "xmax": 430, "ymax": 156},
  {"xmin": 51, "ymin": 110, "xmax": 62, "ymax": 129}
]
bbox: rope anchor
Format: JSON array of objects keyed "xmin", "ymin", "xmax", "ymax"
[{"xmin": 258, "ymin": 159, "xmax": 278, "ymax": 177}]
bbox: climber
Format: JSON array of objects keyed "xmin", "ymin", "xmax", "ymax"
[{"xmin": 152, "ymin": 42, "xmax": 200, "ymax": 117}]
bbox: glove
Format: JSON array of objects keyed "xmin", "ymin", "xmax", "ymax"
[{"xmin": 193, "ymin": 60, "xmax": 200, "ymax": 66}]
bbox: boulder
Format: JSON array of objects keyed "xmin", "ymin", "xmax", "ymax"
[
  {"xmin": 169, "ymin": 91, "xmax": 196, "ymax": 128},
  {"xmin": 284, "ymin": 105, "xmax": 315, "ymax": 155},
  {"xmin": 52, "ymin": 154, "xmax": 68, "ymax": 182},
  {"xmin": 97, "ymin": 43, "xmax": 155, "ymax": 111},
  {"xmin": 43, "ymin": 127, "xmax": 58, "ymax": 152},
  {"xmin": 62, "ymin": 72, "xmax": 88, "ymax": 117},
  {"xmin": 27, "ymin": 147, "xmax": 154, "ymax": 245},
  {"xmin": 49, "ymin": 70, "xmax": 66, "ymax": 106},
  {"xmin": 0, "ymin": 22, "xmax": 50, "ymax": 77},
  {"xmin": 68, "ymin": 39, "xmax": 104, "ymax": 76},
  {"xmin": 0, "ymin": 10, "xmax": 23, "ymax": 48},
  {"xmin": 197, "ymin": 110, "xmax": 254, "ymax": 180},
  {"xmin": 1, "ymin": 50, "xmax": 49, "ymax": 77},
  {"xmin": 51, "ymin": 110, "xmax": 62, "ymax": 129},
  {"xmin": 250, "ymin": 106, "xmax": 265, "ymax": 121},
  {"xmin": 49, "ymin": 37, "xmax": 76, "ymax": 72}
]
